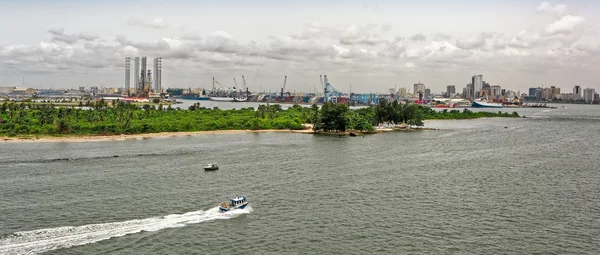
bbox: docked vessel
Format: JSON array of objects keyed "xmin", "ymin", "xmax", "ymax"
[
  {"xmin": 219, "ymin": 196, "xmax": 249, "ymax": 212},
  {"xmin": 471, "ymin": 99, "xmax": 503, "ymax": 108},
  {"xmin": 182, "ymin": 94, "xmax": 209, "ymax": 100},
  {"xmin": 204, "ymin": 163, "xmax": 218, "ymax": 171},
  {"xmin": 209, "ymin": 77, "xmax": 248, "ymax": 102}
]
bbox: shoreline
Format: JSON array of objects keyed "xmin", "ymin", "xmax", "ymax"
[{"xmin": 0, "ymin": 126, "xmax": 437, "ymax": 143}]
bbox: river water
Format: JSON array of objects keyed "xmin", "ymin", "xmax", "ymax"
[{"xmin": 1, "ymin": 104, "xmax": 599, "ymax": 254}]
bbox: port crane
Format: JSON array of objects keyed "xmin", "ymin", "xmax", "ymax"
[
  {"xmin": 280, "ymin": 76, "xmax": 287, "ymax": 101},
  {"xmin": 242, "ymin": 75, "xmax": 249, "ymax": 97}
]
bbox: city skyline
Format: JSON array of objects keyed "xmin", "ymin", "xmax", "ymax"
[{"xmin": 0, "ymin": 0, "xmax": 599, "ymax": 93}]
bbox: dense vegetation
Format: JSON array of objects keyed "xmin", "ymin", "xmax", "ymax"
[{"xmin": 0, "ymin": 99, "xmax": 519, "ymax": 137}]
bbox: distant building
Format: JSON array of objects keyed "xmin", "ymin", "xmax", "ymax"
[
  {"xmin": 11, "ymin": 87, "xmax": 36, "ymax": 95},
  {"xmin": 134, "ymin": 57, "xmax": 140, "ymax": 93},
  {"xmin": 388, "ymin": 88, "xmax": 396, "ymax": 95},
  {"xmin": 550, "ymin": 86, "xmax": 560, "ymax": 99},
  {"xmin": 125, "ymin": 57, "xmax": 131, "ymax": 93},
  {"xmin": 490, "ymin": 85, "xmax": 501, "ymax": 99},
  {"xmin": 573, "ymin": 85, "xmax": 582, "ymax": 100},
  {"xmin": 413, "ymin": 83, "xmax": 425, "ymax": 95},
  {"xmin": 472, "ymin": 74, "xmax": 483, "ymax": 97},
  {"xmin": 528, "ymin": 88, "xmax": 537, "ymax": 97},
  {"xmin": 140, "ymin": 57, "xmax": 147, "ymax": 93},
  {"xmin": 0, "ymin": 86, "xmax": 14, "ymax": 94},
  {"xmin": 153, "ymin": 57, "xmax": 162, "ymax": 93},
  {"xmin": 424, "ymin": 88, "xmax": 431, "ymax": 99},
  {"xmin": 446, "ymin": 85, "xmax": 456, "ymax": 97},
  {"xmin": 464, "ymin": 83, "xmax": 473, "ymax": 99},
  {"xmin": 583, "ymin": 88, "xmax": 595, "ymax": 103}
]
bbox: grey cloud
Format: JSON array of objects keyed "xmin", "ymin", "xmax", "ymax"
[
  {"xmin": 291, "ymin": 23, "xmax": 387, "ymax": 46},
  {"xmin": 47, "ymin": 28, "xmax": 99, "ymax": 44},
  {"xmin": 455, "ymin": 35, "xmax": 487, "ymax": 50},
  {"xmin": 433, "ymin": 33, "xmax": 452, "ymax": 41},
  {"xmin": 379, "ymin": 36, "xmax": 406, "ymax": 58},
  {"xmin": 409, "ymin": 33, "xmax": 427, "ymax": 42},
  {"xmin": 339, "ymin": 24, "xmax": 386, "ymax": 46},
  {"xmin": 381, "ymin": 23, "xmax": 392, "ymax": 33},
  {"xmin": 126, "ymin": 17, "xmax": 168, "ymax": 29}
]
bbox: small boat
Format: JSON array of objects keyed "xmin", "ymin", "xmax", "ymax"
[
  {"xmin": 204, "ymin": 163, "xmax": 219, "ymax": 171},
  {"xmin": 219, "ymin": 196, "xmax": 249, "ymax": 213}
]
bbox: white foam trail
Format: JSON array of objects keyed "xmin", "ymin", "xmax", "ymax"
[{"xmin": 0, "ymin": 206, "xmax": 252, "ymax": 255}]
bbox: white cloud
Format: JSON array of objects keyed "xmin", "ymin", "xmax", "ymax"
[
  {"xmin": 537, "ymin": 2, "xmax": 568, "ymax": 16},
  {"xmin": 404, "ymin": 62, "xmax": 416, "ymax": 68},
  {"xmin": 544, "ymin": 15, "xmax": 585, "ymax": 36},
  {"xmin": 126, "ymin": 17, "xmax": 168, "ymax": 29}
]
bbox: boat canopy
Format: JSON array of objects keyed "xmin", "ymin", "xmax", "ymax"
[{"xmin": 230, "ymin": 196, "xmax": 246, "ymax": 202}]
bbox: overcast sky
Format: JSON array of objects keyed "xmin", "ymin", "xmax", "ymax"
[{"xmin": 0, "ymin": 0, "xmax": 598, "ymax": 93}]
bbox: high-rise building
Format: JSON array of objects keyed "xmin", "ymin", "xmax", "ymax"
[
  {"xmin": 472, "ymin": 74, "xmax": 483, "ymax": 98},
  {"xmin": 528, "ymin": 88, "xmax": 537, "ymax": 97},
  {"xmin": 140, "ymin": 57, "xmax": 147, "ymax": 93},
  {"xmin": 125, "ymin": 57, "xmax": 131, "ymax": 93},
  {"xmin": 153, "ymin": 57, "xmax": 162, "ymax": 93},
  {"xmin": 446, "ymin": 85, "xmax": 456, "ymax": 97},
  {"xmin": 424, "ymin": 88, "xmax": 431, "ymax": 99},
  {"xmin": 413, "ymin": 83, "xmax": 425, "ymax": 95},
  {"xmin": 490, "ymin": 85, "xmax": 501, "ymax": 99},
  {"xmin": 134, "ymin": 57, "xmax": 140, "ymax": 93},
  {"xmin": 583, "ymin": 88, "xmax": 595, "ymax": 103},
  {"xmin": 573, "ymin": 85, "xmax": 582, "ymax": 100}
]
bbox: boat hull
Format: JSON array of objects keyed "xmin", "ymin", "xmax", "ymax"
[
  {"xmin": 209, "ymin": 97, "xmax": 235, "ymax": 102},
  {"xmin": 219, "ymin": 202, "xmax": 248, "ymax": 212},
  {"xmin": 471, "ymin": 101, "xmax": 503, "ymax": 108},
  {"xmin": 182, "ymin": 97, "xmax": 209, "ymax": 100},
  {"xmin": 204, "ymin": 167, "xmax": 218, "ymax": 171},
  {"xmin": 209, "ymin": 97, "xmax": 248, "ymax": 102}
]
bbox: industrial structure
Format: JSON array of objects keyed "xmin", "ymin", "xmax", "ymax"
[
  {"xmin": 125, "ymin": 57, "xmax": 131, "ymax": 94},
  {"xmin": 123, "ymin": 56, "xmax": 163, "ymax": 98}
]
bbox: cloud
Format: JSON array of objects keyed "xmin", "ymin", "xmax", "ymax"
[
  {"xmin": 409, "ymin": 33, "xmax": 427, "ymax": 42},
  {"xmin": 381, "ymin": 23, "xmax": 392, "ymax": 33},
  {"xmin": 544, "ymin": 15, "xmax": 585, "ymax": 36},
  {"xmin": 404, "ymin": 62, "xmax": 416, "ymax": 68},
  {"xmin": 537, "ymin": 2, "xmax": 568, "ymax": 16},
  {"xmin": 292, "ymin": 23, "xmax": 386, "ymax": 46},
  {"xmin": 47, "ymin": 28, "xmax": 98, "ymax": 44},
  {"xmin": 126, "ymin": 17, "xmax": 168, "ymax": 29},
  {"xmin": 455, "ymin": 34, "xmax": 487, "ymax": 50}
]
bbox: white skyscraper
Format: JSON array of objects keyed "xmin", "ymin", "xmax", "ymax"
[
  {"xmin": 583, "ymin": 88, "xmax": 595, "ymax": 103},
  {"xmin": 125, "ymin": 57, "xmax": 131, "ymax": 92},
  {"xmin": 134, "ymin": 57, "xmax": 140, "ymax": 93},
  {"xmin": 472, "ymin": 74, "xmax": 483, "ymax": 98}
]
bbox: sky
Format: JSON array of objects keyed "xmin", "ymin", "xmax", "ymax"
[{"xmin": 0, "ymin": 0, "xmax": 599, "ymax": 93}]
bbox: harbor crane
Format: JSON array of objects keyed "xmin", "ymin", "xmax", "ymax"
[
  {"xmin": 280, "ymin": 76, "xmax": 287, "ymax": 101},
  {"xmin": 242, "ymin": 75, "xmax": 249, "ymax": 97}
]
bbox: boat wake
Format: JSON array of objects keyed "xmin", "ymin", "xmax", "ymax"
[{"xmin": 0, "ymin": 206, "xmax": 252, "ymax": 255}]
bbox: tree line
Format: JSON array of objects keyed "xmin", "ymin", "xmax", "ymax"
[{"xmin": 0, "ymin": 99, "xmax": 519, "ymax": 137}]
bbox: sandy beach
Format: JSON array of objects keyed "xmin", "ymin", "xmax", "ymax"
[
  {"xmin": 0, "ymin": 129, "xmax": 318, "ymax": 143},
  {"xmin": 0, "ymin": 124, "xmax": 439, "ymax": 143}
]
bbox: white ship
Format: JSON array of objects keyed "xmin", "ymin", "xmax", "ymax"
[
  {"xmin": 208, "ymin": 77, "xmax": 248, "ymax": 102},
  {"xmin": 471, "ymin": 99, "xmax": 503, "ymax": 108}
]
